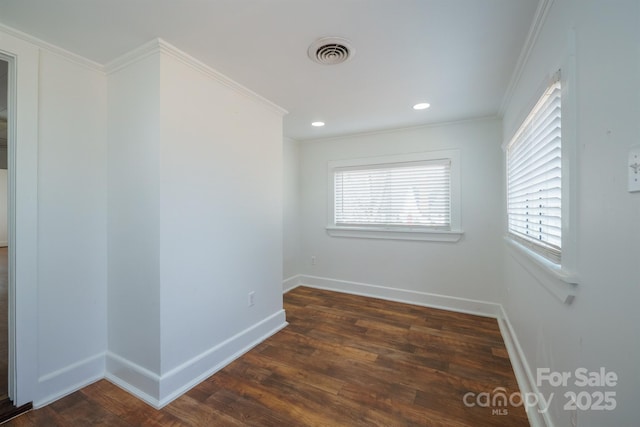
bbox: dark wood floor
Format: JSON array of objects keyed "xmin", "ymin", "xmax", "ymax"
[{"xmin": 4, "ymin": 287, "xmax": 529, "ymax": 426}]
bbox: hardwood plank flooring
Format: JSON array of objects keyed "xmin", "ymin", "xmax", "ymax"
[
  {"xmin": 4, "ymin": 287, "xmax": 529, "ymax": 426},
  {"xmin": 0, "ymin": 399, "xmax": 31, "ymax": 425}
]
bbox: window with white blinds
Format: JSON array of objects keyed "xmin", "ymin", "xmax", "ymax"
[
  {"xmin": 507, "ymin": 73, "xmax": 562, "ymax": 263},
  {"xmin": 334, "ymin": 159, "xmax": 451, "ymax": 228}
]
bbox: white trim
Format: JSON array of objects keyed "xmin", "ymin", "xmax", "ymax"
[
  {"xmin": 283, "ymin": 275, "xmax": 301, "ymax": 293},
  {"xmin": 157, "ymin": 310, "xmax": 287, "ymax": 407},
  {"xmin": 103, "ymin": 38, "xmax": 158, "ymax": 74},
  {"xmin": 104, "ymin": 38, "xmax": 287, "ymax": 117},
  {"xmin": 105, "ymin": 352, "xmax": 160, "ymax": 408},
  {"xmin": 499, "ymin": 0, "xmax": 555, "ymax": 117},
  {"xmin": 34, "ymin": 353, "xmax": 105, "ymax": 408},
  {"xmin": 297, "ymin": 275, "xmax": 502, "ymax": 318},
  {"xmin": 505, "ymin": 237, "xmax": 577, "ymax": 304},
  {"xmin": 558, "ymin": 29, "xmax": 578, "ymax": 278},
  {"xmin": 502, "ymin": 32, "xmax": 578, "ymax": 305},
  {"xmin": 326, "ymin": 226, "xmax": 463, "ymax": 242},
  {"xmin": 498, "ymin": 306, "xmax": 553, "ymax": 427},
  {"xmin": 327, "ymin": 150, "xmax": 458, "ymax": 170},
  {"xmin": 0, "ymin": 23, "xmax": 103, "ymax": 73},
  {"xmin": 106, "ymin": 310, "xmax": 287, "ymax": 409},
  {"xmin": 105, "ymin": 357, "xmax": 159, "ymax": 409},
  {"xmin": 0, "ymin": 29, "xmax": 40, "ymax": 407}
]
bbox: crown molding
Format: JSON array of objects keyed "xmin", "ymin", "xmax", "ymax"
[
  {"xmin": 105, "ymin": 38, "xmax": 287, "ymax": 117},
  {"xmin": 0, "ymin": 23, "xmax": 103, "ymax": 73},
  {"xmin": 498, "ymin": 0, "xmax": 555, "ymax": 117},
  {"xmin": 0, "ymin": 25, "xmax": 287, "ymax": 117},
  {"xmin": 103, "ymin": 38, "xmax": 160, "ymax": 74}
]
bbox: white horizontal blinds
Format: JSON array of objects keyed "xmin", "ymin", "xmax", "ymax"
[
  {"xmin": 507, "ymin": 73, "xmax": 562, "ymax": 263},
  {"xmin": 334, "ymin": 160, "xmax": 451, "ymax": 228}
]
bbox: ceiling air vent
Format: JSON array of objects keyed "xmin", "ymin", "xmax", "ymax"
[{"xmin": 308, "ymin": 37, "xmax": 354, "ymax": 65}]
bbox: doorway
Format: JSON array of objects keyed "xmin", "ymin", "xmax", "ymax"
[
  {"xmin": 0, "ymin": 52, "xmax": 32, "ymax": 421},
  {"xmin": 0, "ymin": 38, "xmax": 39, "ymax": 413}
]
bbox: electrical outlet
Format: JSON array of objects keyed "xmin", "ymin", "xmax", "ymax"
[
  {"xmin": 248, "ymin": 291, "xmax": 255, "ymax": 307},
  {"xmin": 311, "ymin": 256, "xmax": 316, "ymax": 265}
]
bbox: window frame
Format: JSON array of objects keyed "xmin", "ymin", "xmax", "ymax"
[
  {"xmin": 503, "ymin": 59, "xmax": 579, "ymax": 304},
  {"xmin": 326, "ymin": 150, "xmax": 463, "ymax": 242},
  {"xmin": 506, "ymin": 71, "xmax": 562, "ymax": 264}
]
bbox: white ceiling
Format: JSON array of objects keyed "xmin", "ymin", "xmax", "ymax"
[{"xmin": 0, "ymin": 0, "xmax": 539, "ymax": 141}]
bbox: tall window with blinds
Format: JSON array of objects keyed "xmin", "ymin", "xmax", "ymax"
[
  {"xmin": 334, "ymin": 160, "xmax": 451, "ymax": 229},
  {"xmin": 506, "ymin": 73, "xmax": 562, "ymax": 263}
]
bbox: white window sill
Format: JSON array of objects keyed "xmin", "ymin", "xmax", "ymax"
[
  {"xmin": 326, "ymin": 226, "xmax": 464, "ymax": 242},
  {"xmin": 505, "ymin": 236, "xmax": 578, "ymax": 304}
]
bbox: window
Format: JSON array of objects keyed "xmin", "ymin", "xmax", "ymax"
[
  {"xmin": 506, "ymin": 72, "xmax": 562, "ymax": 264},
  {"xmin": 334, "ymin": 160, "xmax": 451, "ymax": 228},
  {"xmin": 327, "ymin": 150, "xmax": 462, "ymax": 242}
]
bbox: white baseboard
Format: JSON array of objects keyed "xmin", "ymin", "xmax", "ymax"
[
  {"xmin": 105, "ymin": 352, "xmax": 161, "ymax": 408},
  {"xmin": 497, "ymin": 307, "xmax": 553, "ymax": 427},
  {"xmin": 106, "ymin": 309, "xmax": 288, "ymax": 408},
  {"xmin": 34, "ymin": 352, "xmax": 105, "ymax": 408},
  {"xmin": 282, "ymin": 275, "xmax": 301, "ymax": 293},
  {"xmin": 156, "ymin": 309, "xmax": 287, "ymax": 407},
  {"xmin": 296, "ymin": 274, "xmax": 502, "ymax": 318}
]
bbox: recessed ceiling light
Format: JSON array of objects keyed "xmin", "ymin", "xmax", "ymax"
[
  {"xmin": 311, "ymin": 121, "xmax": 325, "ymax": 127},
  {"xmin": 413, "ymin": 103, "xmax": 431, "ymax": 110}
]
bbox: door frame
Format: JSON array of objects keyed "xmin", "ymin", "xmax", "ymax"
[
  {"xmin": 0, "ymin": 30, "xmax": 40, "ymax": 406},
  {"xmin": 0, "ymin": 51, "xmax": 14, "ymax": 401}
]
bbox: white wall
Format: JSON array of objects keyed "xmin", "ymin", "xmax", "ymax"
[
  {"xmin": 298, "ymin": 119, "xmax": 504, "ymax": 305},
  {"xmin": 283, "ymin": 137, "xmax": 300, "ymax": 281},
  {"xmin": 0, "ymin": 27, "xmax": 288, "ymax": 408},
  {"xmin": 502, "ymin": 1, "xmax": 640, "ymax": 425},
  {"xmin": 33, "ymin": 51, "xmax": 107, "ymax": 404},
  {"xmin": 107, "ymin": 52, "xmax": 162, "ymax": 387},
  {"xmin": 106, "ymin": 41, "xmax": 286, "ymax": 407},
  {"xmin": 158, "ymin": 49, "xmax": 285, "ymax": 380}
]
